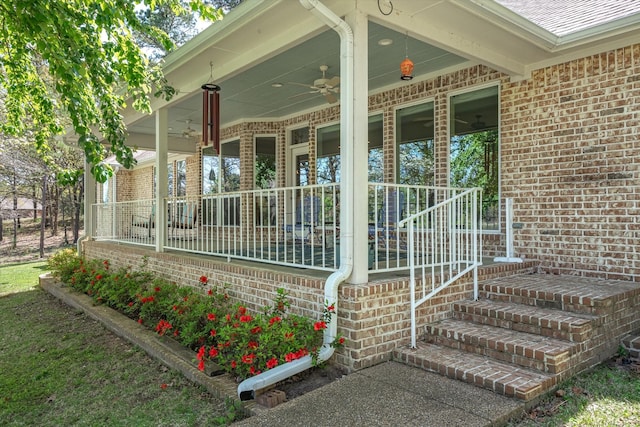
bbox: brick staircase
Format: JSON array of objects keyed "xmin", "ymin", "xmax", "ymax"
[
  {"xmin": 622, "ymin": 334, "xmax": 640, "ymax": 360},
  {"xmin": 394, "ymin": 273, "xmax": 640, "ymax": 401}
]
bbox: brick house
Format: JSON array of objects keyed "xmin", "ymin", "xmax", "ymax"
[{"xmin": 78, "ymin": 0, "xmax": 640, "ymax": 400}]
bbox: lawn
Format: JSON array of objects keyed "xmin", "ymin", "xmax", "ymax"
[{"xmin": 0, "ymin": 262, "xmax": 240, "ymax": 426}]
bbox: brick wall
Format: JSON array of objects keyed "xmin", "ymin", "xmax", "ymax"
[{"xmin": 502, "ymin": 45, "xmax": 640, "ymax": 280}]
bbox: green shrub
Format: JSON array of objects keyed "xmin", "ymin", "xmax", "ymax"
[{"xmin": 46, "ymin": 251, "xmax": 345, "ymax": 380}]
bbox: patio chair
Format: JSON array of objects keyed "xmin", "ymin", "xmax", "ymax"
[
  {"xmin": 369, "ymin": 190, "xmax": 407, "ymax": 250},
  {"xmin": 170, "ymin": 201, "xmax": 198, "ymax": 239},
  {"xmin": 286, "ymin": 195, "xmax": 321, "ymax": 243},
  {"xmin": 131, "ymin": 204, "xmax": 155, "ymax": 238}
]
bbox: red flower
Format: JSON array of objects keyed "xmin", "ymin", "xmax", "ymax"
[
  {"xmin": 128, "ymin": 302, "xmax": 134, "ymax": 307},
  {"xmin": 207, "ymin": 313, "xmax": 216, "ymax": 321},
  {"xmin": 173, "ymin": 329, "xmax": 180, "ymax": 337},
  {"xmin": 314, "ymin": 321, "xmax": 327, "ymax": 331},
  {"xmin": 197, "ymin": 345, "xmax": 206, "ymax": 361},
  {"xmin": 247, "ymin": 341, "xmax": 258, "ymax": 350},
  {"xmin": 238, "ymin": 306, "xmax": 247, "ymax": 315},
  {"xmin": 269, "ymin": 316, "xmax": 281, "ymax": 325},
  {"xmin": 138, "ymin": 318, "xmax": 143, "ymax": 324},
  {"xmin": 285, "ymin": 352, "xmax": 296, "ymax": 363},
  {"xmin": 327, "ymin": 303, "xmax": 335, "ymax": 312},
  {"xmin": 284, "ymin": 332, "xmax": 294, "ymax": 340},
  {"xmin": 198, "ymin": 360, "xmax": 205, "ymax": 371},
  {"xmin": 172, "ymin": 305, "xmax": 178, "ymax": 311},
  {"xmin": 338, "ymin": 337, "xmax": 345, "ymax": 345},
  {"xmin": 239, "ymin": 315, "xmax": 253, "ymax": 323},
  {"xmin": 160, "ymin": 383, "xmax": 167, "ymax": 390},
  {"xmin": 154, "ymin": 287, "xmax": 161, "ymax": 292},
  {"xmin": 250, "ymin": 326, "xmax": 262, "ymax": 334},
  {"xmin": 241, "ymin": 354, "xmax": 256, "ymax": 364},
  {"xmin": 225, "ymin": 314, "xmax": 231, "ymax": 322},
  {"xmin": 210, "ymin": 329, "xmax": 217, "ymax": 337},
  {"xmin": 249, "ymin": 366, "xmax": 261, "ymax": 376},
  {"xmin": 207, "ymin": 289, "xmax": 213, "ymax": 295},
  {"xmin": 266, "ymin": 357, "xmax": 278, "ymax": 369},
  {"xmin": 183, "ymin": 296, "xmax": 188, "ymax": 302},
  {"xmin": 209, "ymin": 347, "xmax": 218, "ymax": 358},
  {"xmin": 95, "ymin": 274, "xmax": 102, "ymax": 280},
  {"xmin": 230, "ymin": 360, "xmax": 237, "ymax": 369},
  {"xmin": 199, "ymin": 275, "xmax": 208, "ymax": 285}
]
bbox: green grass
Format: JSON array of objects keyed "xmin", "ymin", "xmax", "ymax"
[
  {"xmin": 511, "ymin": 362, "xmax": 640, "ymax": 426},
  {"xmin": 0, "ymin": 289, "xmax": 240, "ymax": 426},
  {"xmin": 0, "ymin": 261, "xmax": 49, "ymax": 295}
]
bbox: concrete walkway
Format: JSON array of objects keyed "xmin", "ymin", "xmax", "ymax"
[{"xmin": 41, "ymin": 276, "xmax": 525, "ymax": 426}]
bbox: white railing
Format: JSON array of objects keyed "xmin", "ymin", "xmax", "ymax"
[
  {"xmin": 93, "ymin": 199, "xmax": 156, "ymax": 247},
  {"xmin": 399, "ymin": 187, "xmax": 483, "ymax": 348},
  {"xmin": 91, "ymin": 184, "xmax": 482, "ymax": 277}
]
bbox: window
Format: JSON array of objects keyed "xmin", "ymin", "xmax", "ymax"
[
  {"xmin": 396, "ymin": 102, "xmax": 435, "ymax": 186},
  {"xmin": 202, "ymin": 140, "xmax": 241, "ymax": 194},
  {"xmin": 317, "ymin": 123, "xmax": 340, "ymax": 183},
  {"xmin": 291, "ymin": 127, "xmax": 309, "ymax": 145},
  {"xmin": 167, "ymin": 163, "xmax": 174, "ymax": 196},
  {"xmin": 368, "ymin": 114, "xmax": 383, "ymax": 183},
  {"xmin": 255, "ymin": 136, "xmax": 276, "ymax": 189},
  {"xmin": 450, "ymin": 85, "xmax": 499, "ymax": 230}
]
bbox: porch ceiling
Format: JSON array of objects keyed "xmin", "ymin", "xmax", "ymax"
[{"xmin": 122, "ymin": 0, "xmax": 640, "ymax": 152}]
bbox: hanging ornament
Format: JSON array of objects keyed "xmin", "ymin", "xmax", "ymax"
[
  {"xmin": 201, "ymin": 62, "xmax": 221, "ymax": 153},
  {"xmin": 400, "ymin": 34, "xmax": 414, "ymax": 81}
]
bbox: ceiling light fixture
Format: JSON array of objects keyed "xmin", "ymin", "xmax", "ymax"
[
  {"xmin": 378, "ymin": 38, "xmax": 393, "ymax": 46},
  {"xmin": 271, "ymin": 82, "xmax": 283, "ymax": 88}
]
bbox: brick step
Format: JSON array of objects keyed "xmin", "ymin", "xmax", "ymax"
[
  {"xmin": 425, "ymin": 318, "xmax": 580, "ymax": 374},
  {"xmin": 394, "ymin": 343, "xmax": 557, "ymax": 401},
  {"xmin": 622, "ymin": 335, "xmax": 640, "ymax": 359},
  {"xmin": 453, "ymin": 299, "xmax": 598, "ymax": 342},
  {"xmin": 478, "ymin": 275, "xmax": 631, "ymax": 315}
]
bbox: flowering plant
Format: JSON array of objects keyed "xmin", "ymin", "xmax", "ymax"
[{"xmin": 48, "ymin": 252, "xmax": 346, "ymax": 381}]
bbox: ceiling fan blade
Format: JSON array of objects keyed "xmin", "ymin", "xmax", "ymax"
[
  {"xmin": 288, "ymin": 91, "xmax": 318, "ymax": 100},
  {"xmin": 287, "ymin": 82, "xmax": 317, "ymax": 89},
  {"xmin": 325, "ymin": 76, "xmax": 340, "ymax": 88},
  {"xmin": 325, "ymin": 92, "xmax": 338, "ymax": 104}
]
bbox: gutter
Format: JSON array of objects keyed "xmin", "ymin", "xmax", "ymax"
[{"xmin": 237, "ymin": 0, "xmax": 355, "ymax": 400}]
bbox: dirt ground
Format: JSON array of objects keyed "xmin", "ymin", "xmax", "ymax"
[{"xmin": 0, "ymin": 219, "xmax": 77, "ymax": 265}]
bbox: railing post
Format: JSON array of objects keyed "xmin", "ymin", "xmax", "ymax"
[
  {"xmin": 409, "ymin": 218, "xmax": 417, "ymax": 349},
  {"xmin": 493, "ymin": 197, "xmax": 522, "ymax": 263}
]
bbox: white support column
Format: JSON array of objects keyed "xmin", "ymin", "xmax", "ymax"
[
  {"xmin": 155, "ymin": 108, "xmax": 169, "ymax": 252},
  {"xmin": 79, "ymin": 159, "xmax": 97, "ymax": 254},
  {"xmin": 346, "ymin": 9, "xmax": 369, "ymax": 284}
]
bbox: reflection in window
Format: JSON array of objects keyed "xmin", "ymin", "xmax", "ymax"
[
  {"xmin": 368, "ymin": 114, "xmax": 383, "ymax": 183},
  {"xmin": 255, "ymin": 136, "xmax": 276, "ymax": 189},
  {"xmin": 396, "ymin": 102, "xmax": 435, "ymax": 186},
  {"xmin": 450, "ymin": 85, "xmax": 499, "ymax": 230},
  {"xmin": 221, "ymin": 140, "xmax": 241, "ymax": 192},
  {"xmin": 176, "ymin": 160, "xmax": 186, "ymax": 196},
  {"xmin": 291, "ymin": 126, "xmax": 309, "ymax": 145},
  {"xmin": 317, "ymin": 123, "xmax": 340, "ymax": 184},
  {"xmin": 168, "ymin": 163, "xmax": 174, "ymax": 196},
  {"xmin": 202, "ymin": 147, "xmax": 218, "ymax": 195}
]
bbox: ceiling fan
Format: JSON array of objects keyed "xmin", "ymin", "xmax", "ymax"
[
  {"xmin": 171, "ymin": 119, "xmax": 201, "ymax": 139},
  {"xmin": 288, "ymin": 65, "xmax": 340, "ymax": 104}
]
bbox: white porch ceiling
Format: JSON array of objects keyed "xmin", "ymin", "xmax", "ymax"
[{"xmin": 123, "ymin": 0, "xmax": 640, "ymax": 152}]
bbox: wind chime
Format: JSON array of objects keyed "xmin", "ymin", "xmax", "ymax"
[{"xmin": 201, "ymin": 62, "xmax": 221, "ymax": 153}]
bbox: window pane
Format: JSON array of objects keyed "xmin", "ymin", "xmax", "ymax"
[
  {"xmin": 368, "ymin": 114, "xmax": 383, "ymax": 183},
  {"xmin": 291, "ymin": 127, "xmax": 309, "ymax": 145},
  {"xmin": 168, "ymin": 163, "xmax": 174, "ymax": 196},
  {"xmin": 255, "ymin": 136, "xmax": 276, "ymax": 189},
  {"xmin": 317, "ymin": 123, "xmax": 340, "ymax": 184},
  {"xmin": 202, "ymin": 146, "xmax": 219, "ymax": 195},
  {"xmin": 450, "ymin": 85, "xmax": 499, "ymax": 230},
  {"xmin": 396, "ymin": 102, "xmax": 435, "ymax": 186},
  {"xmin": 176, "ymin": 160, "xmax": 186, "ymax": 196},
  {"xmin": 221, "ymin": 140, "xmax": 241, "ymax": 192}
]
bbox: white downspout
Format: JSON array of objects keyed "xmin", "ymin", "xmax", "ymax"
[{"xmin": 237, "ymin": 0, "xmax": 354, "ymax": 400}]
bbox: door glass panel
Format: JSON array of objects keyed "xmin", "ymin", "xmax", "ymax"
[
  {"xmin": 255, "ymin": 136, "xmax": 276, "ymax": 189},
  {"xmin": 368, "ymin": 114, "xmax": 383, "ymax": 183},
  {"xmin": 317, "ymin": 123, "xmax": 340, "ymax": 183}
]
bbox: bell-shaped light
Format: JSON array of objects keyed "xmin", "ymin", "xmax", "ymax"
[{"xmin": 400, "ymin": 57, "xmax": 414, "ymax": 81}]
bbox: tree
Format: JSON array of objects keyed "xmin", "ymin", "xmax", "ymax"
[{"xmin": 0, "ymin": 0, "xmax": 222, "ymax": 183}]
